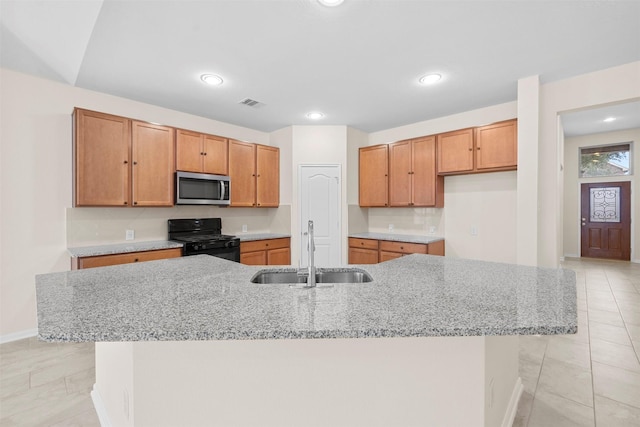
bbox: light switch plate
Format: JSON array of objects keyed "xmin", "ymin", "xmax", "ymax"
[
  {"xmin": 242, "ymin": 224, "xmax": 247, "ymax": 232},
  {"xmin": 388, "ymin": 224, "xmax": 394, "ymax": 231},
  {"xmin": 126, "ymin": 229, "xmax": 135, "ymax": 240}
]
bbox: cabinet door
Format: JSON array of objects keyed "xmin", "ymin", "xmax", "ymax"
[
  {"xmin": 240, "ymin": 251, "xmax": 267, "ymax": 265},
  {"xmin": 131, "ymin": 121, "xmax": 175, "ymax": 206},
  {"xmin": 475, "ymin": 119, "xmax": 517, "ymax": 170},
  {"xmin": 437, "ymin": 128, "xmax": 474, "ymax": 174},
  {"xmin": 229, "ymin": 140, "xmax": 256, "ymax": 207},
  {"xmin": 256, "ymin": 145, "xmax": 279, "ymax": 207},
  {"xmin": 74, "ymin": 109, "xmax": 131, "ymax": 206},
  {"xmin": 203, "ymin": 135, "xmax": 228, "ymax": 175},
  {"xmin": 349, "ymin": 248, "xmax": 379, "ymax": 264},
  {"xmin": 267, "ymin": 247, "xmax": 290, "ymax": 265},
  {"xmin": 379, "ymin": 251, "xmax": 403, "ymax": 262},
  {"xmin": 427, "ymin": 240, "xmax": 445, "ymax": 256},
  {"xmin": 176, "ymin": 129, "xmax": 203, "ymax": 172},
  {"xmin": 388, "ymin": 140, "xmax": 413, "ymax": 206},
  {"xmin": 359, "ymin": 145, "xmax": 389, "ymax": 207},
  {"xmin": 411, "ymin": 136, "xmax": 440, "ymax": 207}
]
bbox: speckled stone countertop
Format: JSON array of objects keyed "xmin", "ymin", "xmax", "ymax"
[
  {"xmin": 68, "ymin": 240, "xmax": 183, "ymax": 258},
  {"xmin": 36, "ymin": 254, "xmax": 576, "ymax": 342},
  {"xmin": 238, "ymin": 233, "xmax": 291, "ymax": 242},
  {"xmin": 349, "ymin": 232, "xmax": 444, "ymax": 245}
]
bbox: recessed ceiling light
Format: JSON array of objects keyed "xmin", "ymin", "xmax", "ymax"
[
  {"xmin": 306, "ymin": 112, "xmax": 325, "ymax": 120},
  {"xmin": 318, "ymin": 0, "xmax": 344, "ymax": 6},
  {"xmin": 419, "ymin": 73, "xmax": 442, "ymax": 85},
  {"xmin": 200, "ymin": 74, "xmax": 223, "ymax": 86},
  {"xmin": 603, "ymin": 117, "xmax": 616, "ymax": 122}
]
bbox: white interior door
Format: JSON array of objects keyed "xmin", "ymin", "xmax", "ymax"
[{"xmin": 299, "ymin": 165, "xmax": 341, "ymax": 267}]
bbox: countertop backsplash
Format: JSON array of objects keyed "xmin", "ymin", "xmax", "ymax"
[{"xmin": 66, "ymin": 205, "xmax": 292, "ymax": 247}]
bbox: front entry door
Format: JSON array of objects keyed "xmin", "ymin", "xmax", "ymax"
[
  {"xmin": 299, "ymin": 165, "xmax": 341, "ymax": 267},
  {"xmin": 581, "ymin": 182, "xmax": 631, "ymax": 260}
]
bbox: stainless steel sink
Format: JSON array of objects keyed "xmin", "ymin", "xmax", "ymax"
[{"xmin": 250, "ymin": 268, "xmax": 373, "ymax": 284}]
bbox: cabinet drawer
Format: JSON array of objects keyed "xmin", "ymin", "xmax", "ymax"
[
  {"xmin": 75, "ymin": 248, "xmax": 182, "ymax": 269},
  {"xmin": 378, "ymin": 240, "xmax": 427, "ymax": 254},
  {"xmin": 240, "ymin": 237, "xmax": 290, "ymax": 253},
  {"xmin": 348, "ymin": 238, "xmax": 379, "ymax": 250}
]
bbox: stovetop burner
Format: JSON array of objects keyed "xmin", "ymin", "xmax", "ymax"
[{"xmin": 168, "ymin": 218, "xmax": 240, "ymax": 261}]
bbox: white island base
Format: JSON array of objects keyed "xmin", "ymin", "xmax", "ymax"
[{"xmin": 92, "ymin": 336, "xmax": 522, "ymax": 427}]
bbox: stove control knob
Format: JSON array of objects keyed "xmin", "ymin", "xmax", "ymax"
[
  {"xmin": 201, "ymin": 243, "xmax": 207, "ymax": 250},
  {"xmin": 193, "ymin": 245, "xmax": 199, "ymax": 251}
]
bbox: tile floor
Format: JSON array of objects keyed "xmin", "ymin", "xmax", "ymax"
[{"xmin": 1, "ymin": 258, "xmax": 639, "ymax": 426}]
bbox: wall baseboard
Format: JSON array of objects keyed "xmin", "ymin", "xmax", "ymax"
[
  {"xmin": 0, "ymin": 328, "xmax": 38, "ymax": 344},
  {"xmin": 633, "ymin": 258, "xmax": 640, "ymax": 264},
  {"xmin": 502, "ymin": 377, "xmax": 524, "ymax": 427},
  {"xmin": 91, "ymin": 384, "xmax": 111, "ymax": 427}
]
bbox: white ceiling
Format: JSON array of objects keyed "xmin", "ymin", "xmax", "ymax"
[{"xmin": 1, "ymin": 0, "xmax": 639, "ymax": 134}]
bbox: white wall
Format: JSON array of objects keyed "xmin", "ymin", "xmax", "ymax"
[
  {"xmin": 0, "ymin": 69, "xmax": 274, "ymax": 339},
  {"xmin": 367, "ymin": 102, "xmax": 518, "ymax": 261},
  {"xmin": 563, "ymin": 128, "xmax": 640, "ymax": 262},
  {"xmin": 539, "ymin": 61, "xmax": 640, "ymax": 267}
]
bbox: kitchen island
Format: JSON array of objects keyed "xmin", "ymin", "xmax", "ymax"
[{"xmin": 36, "ymin": 254, "xmax": 576, "ymax": 427}]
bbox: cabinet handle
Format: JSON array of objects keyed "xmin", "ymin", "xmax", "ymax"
[
  {"xmin": 123, "ymin": 201, "xmax": 128, "ymax": 205},
  {"xmin": 134, "ymin": 258, "xmax": 139, "ymax": 262},
  {"xmin": 200, "ymin": 152, "xmax": 204, "ymax": 155},
  {"xmin": 477, "ymin": 147, "xmax": 480, "ymax": 150},
  {"xmin": 123, "ymin": 160, "xmax": 128, "ymax": 164},
  {"xmin": 133, "ymin": 161, "xmax": 138, "ymax": 165},
  {"xmin": 203, "ymin": 152, "xmax": 207, "ymax": 156},
  {"xmin": 133, "ymin": 201, "xmax": 138, "ymax": 205},
  {"xmin": 400, "ymin": 246, "xmax": 404, "ymax": 250},
  {"xmin": 468, "ymin": 148, "xmax": 473, "ymax": 151}
]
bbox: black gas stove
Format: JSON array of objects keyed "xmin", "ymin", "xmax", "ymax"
[{"xmin": 168, "ymin": 218, "xmax": 240, "ymax": 262}]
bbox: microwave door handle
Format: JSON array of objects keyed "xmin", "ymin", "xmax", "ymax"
[{"xmin": 220, "ymin": 180, "xmax": 225, "ymax": 201}]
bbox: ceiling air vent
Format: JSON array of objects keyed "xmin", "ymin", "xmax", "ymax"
[{"xmin": 239, "ymin": 98, "xmax": 265, "ymax": 108}]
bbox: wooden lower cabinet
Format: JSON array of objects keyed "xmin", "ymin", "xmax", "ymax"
[
  {"xmin": 240, "ymin": 238, "xmax": 291, "ymax": 266},
  {"xmin": 72, "ymin": 248, "xmax": 182, "ymax": 270},
  {"xmin": 349, "ymin": 237, "xmax": 444, "ymax": 264},
  {"xmin": 348, "ymin": 238, "xmax": 380, "ymax": 264}
]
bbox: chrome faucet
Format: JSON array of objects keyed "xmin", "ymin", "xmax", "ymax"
[{"xmin": 304, "ymin": 220, "xmax": 316, "ymax": 288}]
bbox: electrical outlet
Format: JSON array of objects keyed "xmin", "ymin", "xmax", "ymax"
[
  {"xmin": 126, "ymin": 229, "xmax": 135, "ymax": 240},
  {"xmin": 429, "ymin": 226, "xmax": 436, "ymax": 234},
  {"xmin": 242, "ymin": 224, "xmax": 247, "ymax": 233},
  {"xmin": 470, "ymin": 226, "xmax": 478, "ymax": 236},
  {"xmin": 388, "ymin": 224, "xmax": 394, "ymax": 231}
]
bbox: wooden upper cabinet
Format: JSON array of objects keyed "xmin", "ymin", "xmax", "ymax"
[
  {"xmin": 475, "ymin": 119, "xmax": 517, "ymax": 171},
  {"xmin": 388, "ymin": 140, "xmax": 413, "ymax": 206},
  {"xmin": 131, "ymin": 121, "xmax": 175, "ymax": 207},
  {"xmin": 74, "ymin": 108, "xmax": 131, "ymax": 206},
  {"xmin": 436, "ymin": 128, "xmax": 474, "ymax": 174},
  {"xmin": 74, "ymin": 108, "xmax": 176, "ymax": 207},
  {"xmin": 389, "ymin": 136, "xmax": 442, "ymax": 207},
  {"xmin": 228, "ymin": 140, "xmax": 256, "ymax": 207},
  {"xmin": 436, "ymin": 120, "xmax": 517, "ymax": 175},
  {"xmin": 176, "ymin": 130, "xmax": 228, "ymax": 175},
  {"xmin": 256, "ymin": 144, "xmax": 279, "ymax": 207},
  {"xmin": 359, "ymin": 145, "xmax": 388, "ymax": 207},
  {"xmin": 412, "ymin": 136, "xmax": 442, "ymax": 207},
  {"xmin": 203, "ymin": 135, "xmax": 228, "ymax": 175}
]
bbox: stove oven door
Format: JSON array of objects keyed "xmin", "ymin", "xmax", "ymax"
[{"xmin": 197, "ymin": 246, "xmax": 240, "ymax": 263}]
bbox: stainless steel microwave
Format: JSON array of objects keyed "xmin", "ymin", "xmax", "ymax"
[{"xmin": 175, "ymin": 171, "xmax": 230, "ymax": 205}]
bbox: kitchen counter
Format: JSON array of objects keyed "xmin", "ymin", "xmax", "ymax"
[
  {"xmin": 237, "ymin": 233, "xmax": 290, "ymax": 242},
  {"xmin": 349, "ymin": 231, "xmax": 444, "ymax": 244},
  {"xmin": 67, "ymin": 240, "xmax": 183, "ymax": 258},
  {"xmin": 37, "ymin": 255, "xmax": 576, "ymax": 426},
  {"xmin": 36, "ymin": 254, "xmax": 576, "ymax": 342}
]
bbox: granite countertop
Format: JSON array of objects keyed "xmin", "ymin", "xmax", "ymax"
[
  {"xmin": 68, "ymin": 240, "xmax": 183, "ymax": 258},
  {"xmin": 36, "ymin": 254, "xmax": 577, "ymax": 342},
  {"xmin": 238, "ymin": 233, "xmax": 291, "ymax": 242},
  {"xmin": 349, "ymin": 232, "xmax": 444, "ymax": 245}
]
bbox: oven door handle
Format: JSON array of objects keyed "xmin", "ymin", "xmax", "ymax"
[{"xmin": 220, "ymin": 180, "xmax": 225, "ymax": 201}]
